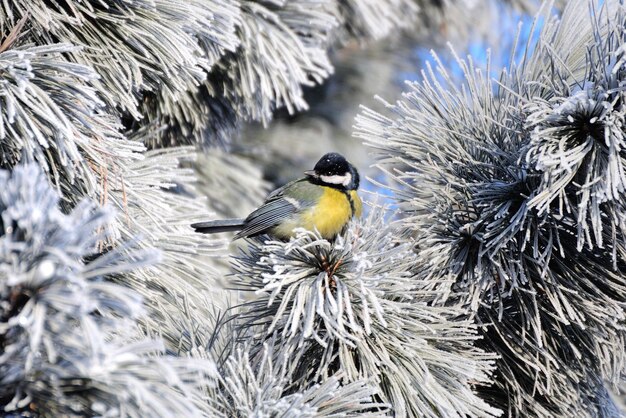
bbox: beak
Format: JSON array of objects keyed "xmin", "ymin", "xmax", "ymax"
[{"xmin": 304, "ymin": 170, "xmax": 318, "ymax": 178}]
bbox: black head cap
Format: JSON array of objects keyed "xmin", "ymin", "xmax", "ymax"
[
  {"xmin": 314, "ymin": 152, "xmax": 349, "ymax": 175},
  {"xmin": 305, "ymin": 152, "xmax": 359, "ymax": 190}
]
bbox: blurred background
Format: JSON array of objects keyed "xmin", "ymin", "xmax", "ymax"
[{"xmin": 226, "ymin": 0, "xmax": 547, "ymax": 200}]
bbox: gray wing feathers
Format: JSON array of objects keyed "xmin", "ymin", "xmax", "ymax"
[
  {"xmin": 234, "ymin": 197, "xmax": 298, "ymax": 238},
  {"xmin": 192, "ymin": 180, "xmax": 317, "ymax": 238}
]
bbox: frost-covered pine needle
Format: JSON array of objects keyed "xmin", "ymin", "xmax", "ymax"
[
  {"xmin": 0, "ymin": 164, "xmax": 217, "ymax": 417},
  {"xmin": 213, "ymin": 341, "xmax": 389, "ymax": 417},
  {"xmin": 355, "ymin": 1, "xmax": 626, "ymax": 416},
  {"xmin": 0, "ymin": 41, "xmax": 138, "ymax": 202},
  {"xmin": 228, "ymin": 207, "xmax": 499, "ymax": 418}
]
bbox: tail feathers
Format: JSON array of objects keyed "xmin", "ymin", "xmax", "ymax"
[{"xmin": 191, "ymin": 218, "xmax": 245, "ymax": 234}]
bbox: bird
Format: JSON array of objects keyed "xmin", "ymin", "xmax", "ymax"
[{"xmin": 191, "ymin": 152, "xmax": 362, "ymax": 241}]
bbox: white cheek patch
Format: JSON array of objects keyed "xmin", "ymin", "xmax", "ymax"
[{"xmin": 320, "ymin": 173, "xmax": 352, "ymax": 186}]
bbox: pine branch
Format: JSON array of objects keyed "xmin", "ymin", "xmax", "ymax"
[
  {"xmin": 0, "ymin": 40, "xmax": 139, "ymax": 202},
  {"xmin": 0, "ymin": 164, "xmax": 216, "ymax": 417},
  {"xmin": 355, "ymin": 1, "xmax": 626, "ymax": 416},
  {"xmin": 3, "ymin": 0, "xmax": 240, "ymax": 118},
  {"xmin": 103, "ymin": 147, "xmax": 234, "ymax": 351},
  {"xmin": 226, "ymin": 207, "xmax": 499, "ymax": 417},
  {"xmin": 141, "ymin": 0, "xmax": 339, "ymax": 148},
  {"xmin": 213, "ymin": 341, "xmax": 389, "ymax": 417}
]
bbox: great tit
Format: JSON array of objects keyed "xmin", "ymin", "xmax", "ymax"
[{"xmin": 192, "ymin": 152, "xmax": 362, "ymax": 240}]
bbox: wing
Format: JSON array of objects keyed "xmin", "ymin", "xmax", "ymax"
[{"xmin": 234, "ymin": 179, "xmax": 320, "ymax": 239}]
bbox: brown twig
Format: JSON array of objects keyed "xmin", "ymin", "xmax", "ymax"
[
  {"xmin": 0, "ymin": 13, "xmax": 30, "ymax": 54},
  {"xmin": 329, "ymin": 256, "xmax": 344, "ymax": 277},
  {"xmin": 121, "ymin": 174, "xmax": 131, "ymax": 228},
  {"xmin": 320, "ymin": 254, "xmax": 344, "ymax": 291}
]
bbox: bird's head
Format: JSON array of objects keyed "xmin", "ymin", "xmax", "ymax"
[{"xmin": 304, "ymin": 152, "xmax": 359, "ymax": 191}]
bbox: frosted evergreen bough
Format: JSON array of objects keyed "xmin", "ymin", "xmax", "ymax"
[
  {"xmin": 138, "ymin": 0, "xmax": 422, "ymax": 148},
  {"xmin": 227, "ymin": 208, "xmax": 499, "ymax": 417},
  {"xmin": 0, "ymin": 164, "xmax": 217, "ymax": 417},
  {"xmin": 104, "ymin": 146, "xmax": 232, "ymax": 351},
  {"xmin": 143, "ymin": 0, "xmax": 340, "ymax": 148},
  {"xmin": 0, "ymin": 40, "xmax": 140, "ymax": 202},
  {"xmin": 213, "ymin": 341, "xmax": 389, "ymax": 417},
  {"xmin": 0, "ymin": 0, "xmax": 425, "ymax": 153},
  {"xmin": 4, "ymin": 0, "xmax": 240, "ymax": 118},
  {"xmin": 0, "ymin": 2, "xmax": 431, "ymax": 414},
  {"xmin": 356, "ymin": 1, "xmax": 626, "ymax": 416},
  {"xmin": 523, "ymin": 6, "xmax": 626, "ymax": 253}
]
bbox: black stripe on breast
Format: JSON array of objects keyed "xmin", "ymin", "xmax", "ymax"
[{"xmin": 341, "ymin": 190, "xmax": 356, "ymax": 217}]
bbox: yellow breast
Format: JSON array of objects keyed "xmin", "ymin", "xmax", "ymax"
[
  {"xmin": 302, "ymin": 187, "xmax": 359, "ymax": 240},
  {"xmin": 271, "ymin": 187, "xmax": 362, "ymax": 240}
]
